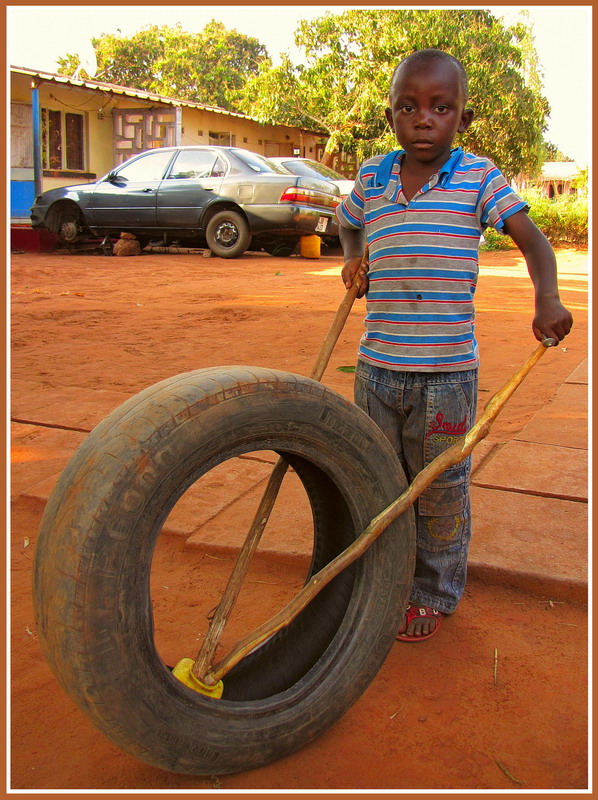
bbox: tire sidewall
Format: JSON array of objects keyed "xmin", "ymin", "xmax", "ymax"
[
  {"xmin": 34, "ymin": 367, "xmax": 415, "ymax": 774},
  {"xmin": 205, "ymin": 210, "xmax": 251, "ymax": 258}
]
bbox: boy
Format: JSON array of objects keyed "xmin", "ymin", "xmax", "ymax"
[{"xmin": 336, "ymin": 49, "xmax": 572, "ymax": 641}]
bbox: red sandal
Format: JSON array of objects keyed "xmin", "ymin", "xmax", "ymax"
[{"xmin": 396, "ymin": 604, "xmax": 443, "ymax": 642}]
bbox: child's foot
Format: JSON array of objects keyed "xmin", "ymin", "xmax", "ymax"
[{"xmin": 396, "ymin": 604, "xmax": 443, "ymax": 642}]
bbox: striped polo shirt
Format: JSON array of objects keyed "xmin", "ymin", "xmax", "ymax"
[{"xmin": 336, "ymin": 147, "xmax": 528, "ymax": 372}]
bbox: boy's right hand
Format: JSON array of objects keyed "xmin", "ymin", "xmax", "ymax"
[{"xmin": 341, "ymin": 255, "xmax": 369, "ymax": 298}]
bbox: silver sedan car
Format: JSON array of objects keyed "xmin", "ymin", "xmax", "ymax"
[
  {"xmin": 270, "ymin": 157, "xmax": 355, "ymax": 200},
  {"xmin": 30, "ymin": 146, "xmax": 341, "ymax": 258}
]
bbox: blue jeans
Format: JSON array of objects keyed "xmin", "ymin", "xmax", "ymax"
[{"xmin": 354, "ymin": 361, "xmax": 478, "ymax": 614}]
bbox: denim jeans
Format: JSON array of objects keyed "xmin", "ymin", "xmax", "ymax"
[{"xmin": 354, "ymin": 360, "xmax": 478, "ymax": 614}]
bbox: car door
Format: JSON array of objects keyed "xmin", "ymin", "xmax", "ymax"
[
  {"xmin": 88, "ymin": 149, "xmax": 176, "ymax": 229},
  {"xmin": 156, "ymin": 149, "xmax": 226, "ymax": 230}
]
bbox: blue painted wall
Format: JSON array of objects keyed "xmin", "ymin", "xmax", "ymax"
[{"xmin": 11, "ymin": 180, "xmax": 35, "ymax": 218}]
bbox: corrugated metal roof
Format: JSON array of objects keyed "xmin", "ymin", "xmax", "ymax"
[{"xmin": 11, "ymin": 65, "xmax": 323, "ymax": 132}]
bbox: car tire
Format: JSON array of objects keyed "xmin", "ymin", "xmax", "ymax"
[
  {"xmin": 33, "ymin": 366, "xmax": 415, "ymax": 776},
  {"xmin": 263, "ymin": 239, "xmax": 299, "ymax": 257},
  {"xmin": 205, "ymin": 210, "xmax": 251, "ymax": 258}
]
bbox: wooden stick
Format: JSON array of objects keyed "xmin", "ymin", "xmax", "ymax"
[
  {"xmin": 199, "ymin": 340, "xmax": 552, "ymax": 685},
  {"xmin": 192, "ymin": 457, "xmax": 289, "ymax": 678},
  {"xmin": 191, "ymin": 255, "xmax": 367, "ymax": 680},
  {"xmin": 308, "ymin": 278, "xmax": 363, "ymax": 381}
]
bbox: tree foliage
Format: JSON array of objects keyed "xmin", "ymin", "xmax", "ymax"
[
  {"xmin": 57, "ymin": 22, "xmax": 268, "ymax": 111},
  {"xmin": 541, "ymin": 141, "xmax": 574, "ymax": 162},
  {"xmin": 242, "ymin": 9, "xmax": 549, "ymax": 178}
]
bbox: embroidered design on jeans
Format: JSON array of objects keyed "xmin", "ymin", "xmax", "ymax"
[
  {"xmin": 425, "ymin": 412, "xmax": 467, "ymax": 439},
  {"xmin": 426, "ymin": 515, "xmax": 462, "ymax": 541}
]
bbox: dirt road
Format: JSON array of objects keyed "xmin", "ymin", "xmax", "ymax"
[{"xmin": 10, "ymin": 245, "xmax": 588, "ymax": 791}]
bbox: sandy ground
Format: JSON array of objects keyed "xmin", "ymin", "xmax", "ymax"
[{"xmin": 9, "ymin": 244, "xmax": 589, "ymax": 791}]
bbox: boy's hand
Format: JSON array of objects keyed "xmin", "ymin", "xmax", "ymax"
[
  {"xmin": 533, "ymin": 296, "xmax": 573, "ymax": 343},
  {"xmin": 338, "ymin": 225, "xmax": 368, "ymax": 297},
  {"xmin": 341, "ymin": 256, "xmax": 369, "ymax": 298}
]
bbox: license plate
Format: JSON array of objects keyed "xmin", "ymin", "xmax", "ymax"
[{"xmin": 315, "ymin": 216, "xmax": 328, "ymax": 233}]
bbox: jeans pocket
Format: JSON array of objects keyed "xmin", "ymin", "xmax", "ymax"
[
  {"xmin": 418, "ymin": 459, "xmax": 470, "ymax": 518},
  {"xmin": 417, "ymin": 468, "xmax": 471, "ymax": 553}
]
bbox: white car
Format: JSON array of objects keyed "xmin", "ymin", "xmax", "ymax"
[{"xmin": 270, "ymin": 157, "xmax": 354, "ymax": 200}]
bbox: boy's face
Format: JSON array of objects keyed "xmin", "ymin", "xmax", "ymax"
[{"xmin": 385, "ymin": 59, "xmax": 473, "ymax": 169}]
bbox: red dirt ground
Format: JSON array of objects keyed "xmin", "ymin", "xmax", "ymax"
[{"xmin": 9, "ymin": 244, "xmax": 588, "ymax": 792}]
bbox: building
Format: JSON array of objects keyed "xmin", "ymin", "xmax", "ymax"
[
  {"xmin": 10, "ymin": 65, "xmax": 329, "ymax": 248},
  {"xmin": 536, "ymin": 162, "xmax": 584, "ymax": 198},
  {"xmin": 515, "ymin": 161, "xmax": 584, "ymax": 199}
]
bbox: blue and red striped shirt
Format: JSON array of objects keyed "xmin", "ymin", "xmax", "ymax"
[{"xmin": 336, "ymin": 147, "xmax": 528, "ymax": 371}]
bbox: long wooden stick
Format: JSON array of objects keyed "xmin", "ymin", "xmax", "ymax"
[
  {"xmin": 192, "ymin": 457, "xmax": 289, "ymax": 678},
  {"xmin": 198, "ymin": 340, "xmax": 553, "ymax": 685},
  {"xmin": 191, "ymin": 258, "xmax": 366, "ymax": 680}
]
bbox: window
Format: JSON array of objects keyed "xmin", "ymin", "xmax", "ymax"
[
  {"xmin": 209, "ymin": 131, "xmax": 236, "ymax": 146},
  {"xmin": 230, "ymin": 149, "xmax": 287, "ymax": 175},
  {"xmin": 11, "ymin": 103, "xmax": 33, "ymax": 167},
  {"xmin": 115, "ymin": 149, "xmax": 175, "ymax": 182},
  {"xmin": 280, "ymin": 160, "xmax": 345, "ymax": 181},
  {"xmin": 65, "ymin": 113, "xmax": 84, "ymax": 170},
  {"xmin": 42, "ymin": 109, "xmax": 85, "ymax": 171},
  {"xmin": 167, "ymin": 149, "xmax": 221, "ymax": 179}
]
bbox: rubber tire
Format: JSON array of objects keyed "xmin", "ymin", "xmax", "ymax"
[
  {"xmin": 205, "ymin": 210, "xmax": 251, "ymax": 258},
  {"xmin": 263, "ymin": 239, "xmax": 299, "ymax": 257},
  {"xmin": 33, "ymin": 366, "xmax": 415, "ymax": 775}
]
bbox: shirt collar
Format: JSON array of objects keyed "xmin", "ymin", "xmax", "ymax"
[{"xmin": 372, "ymin": 146, "xmax": 464, "ymax": 193}]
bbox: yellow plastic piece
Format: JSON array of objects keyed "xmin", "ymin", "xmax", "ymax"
[
  {"xmin": 172, "ymin": 658, "xmax": 224, "ymax": 699},
  {"xmin": 300, "ymin": 235, "xmax": 321, "ymax": 259}
]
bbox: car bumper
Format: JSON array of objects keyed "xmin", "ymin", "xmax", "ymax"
[
  {"xmin": 244, "ymin": 204, "xmax": 339, "ymax": 238},
  {"xmin": 30, "ymin": 203, "xmax": 49, "ymax": 230}
]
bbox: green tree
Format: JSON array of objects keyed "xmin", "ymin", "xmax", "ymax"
[
  {"xmin": 242, "ymin": 9, "xmax": 549, "ymax": 179},
  {"xmin": 541, "ymin": 141, "xmax": 574, "ymax": 162},
  {"xmin": 56, "ymin": 53, "xmax": 86, "ymax": 77},
  {"xmin": 57, "ymin": 22, "xmax": 268, "ymax": 111},
  {"xmin": 571, "ymin": 167, "xmax": 588, "ymax": 194}
]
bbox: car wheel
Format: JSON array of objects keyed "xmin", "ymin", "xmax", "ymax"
[
  {"xmin": 263, "ymin": 239, "xmax": 299, "ymax": 257},
  {"xmin": 33, "ymin": 366, "xmax": 415, "ymax": 775},
  {"xmin": 57, "ymin": 209, "xmax": 84, "ymax": 244},
  {"xmin": 205, "ymin": 210, "xmax": 251, "ymax": 258}
]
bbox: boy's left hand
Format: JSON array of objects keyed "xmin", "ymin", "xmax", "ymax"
[{"xmin": 532, "ymin": 296, "xmax": 573, "ymax": 343}]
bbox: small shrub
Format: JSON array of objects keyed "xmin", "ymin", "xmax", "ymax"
[
  {"xmin": 480, "ymin": 228, "xmax": 515, "ymax": 251},
  {"xmin": 522, "ymin": 190, "xmax": 588, "ymax": 246},
  {"xmin": 480, "ymin": 190, "xmax": 588, "ymax": 250}
]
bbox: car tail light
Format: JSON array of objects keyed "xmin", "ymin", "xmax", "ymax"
[{"xmin": 279, "ymin": 187, "xmax": 340, "ymax": 209}]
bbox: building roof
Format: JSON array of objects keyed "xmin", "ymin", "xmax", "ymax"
[
  {"xmin": 540, "ymin": 161, "xmax": 582, "ymax": 181},
  {"xmin": 11, "ymin": 65, "xmax": 323, "ymax": 133}
]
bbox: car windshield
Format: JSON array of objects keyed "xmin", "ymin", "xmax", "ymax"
[
  {"xmin": 281, "ymin": 160, "xmax": 346, "ymax": 181},
  {"xmin": 231, "ymin": 149, "xmax": 289, "ymax": 175}
]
